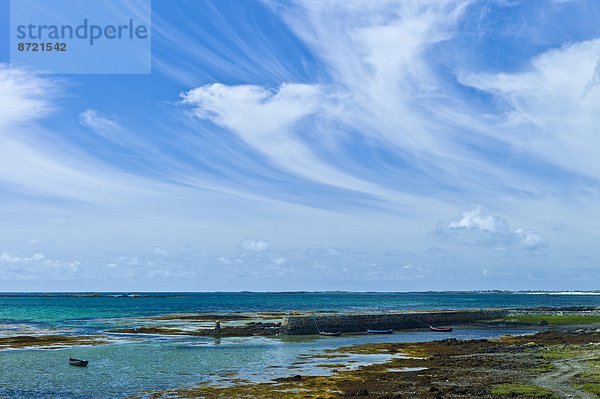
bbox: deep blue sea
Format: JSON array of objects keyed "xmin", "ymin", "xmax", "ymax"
[{"xmin": 0, "ymin": 292, "xmax": 598, "ymax": 398}]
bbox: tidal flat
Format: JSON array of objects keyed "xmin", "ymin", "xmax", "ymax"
[{"xmin": 136, "ymin": 328, "xmax": 600, "ymax": 399}]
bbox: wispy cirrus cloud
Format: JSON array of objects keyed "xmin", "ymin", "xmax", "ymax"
[
  {"xmin": 461, "ymin": 38, "xmax": 600, "ymax": 180},
  {"xmin": 79, "ymin": 109, "xmax": 125, "ymax": 141},
  {"xmin": 180, "ymin": 82, "xmax": 408, "ymax": 199},
  {"xmin": 0, "ymin": 65, "xmax": 58, "ymax": 129}
]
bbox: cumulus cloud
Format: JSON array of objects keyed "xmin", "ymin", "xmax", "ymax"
[
  {"xmin": 239, "ymin": 238, "xmax": 270, "ymax": 252},
  {"xmin": 448, "ymin": 205, "xmax": 510, "ymax": 233},
  {"xmin": 0, "ymin": 252, "xmax": 81, "ymax": 280},
  {"xmin": 432, "ymin": 205, "xmax": 547, "ymax": 250},
  {"xmin": 513, "ymin": 227, "xmax": 546, "ymax": 250},
  {"xmin": 0, "ymin": 252, "xmax": 45, "ymax": 263}
]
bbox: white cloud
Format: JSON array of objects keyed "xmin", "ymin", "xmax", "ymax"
[
  {"xmin": 272, "ymin": 256, "xmax": 286, "ymax": 265},
  {"xmin": 0, "ymin": 65, "xmax": 57, "ymax": 130},
  {"xmin": 0, "ymin": 252, "xmax": 45, "ymax": 263},
  {"xmin": 180, "ymin": 81, "xmax": 436, "ymax": 205},
  {"xmin": 0, "ymin": 67, "xmax": 176, "ymax": 205},
  {"xmin": 433, "ymin": 205, "xmax": 547, "ymax": 250},
  {"xmin": 239, "ymin": 238, "xmax": 270, "ymax": 252},
  {"xmin": 0, "ymin": 251, "xmax": 81, "ymax": 280},
  {"xmin": 277, "ymin": 1, "xmax": 471, "ymax": 154},
  {"xmin": 514, "ymin": 227, "xmax": 546, "ymax": 250},
  {"xmin": 181, "ymin": 83, "xmax": 368, "ymax": 190},
  {"xmin": 181, "ymin": 83, "xmax": 321, "ymax": 138},
  {"xmin": 79, "ymin": 109, "xmax": 124, "ymax": 141},
  {"xmin": 0, "ymin": 253, "xmax": 22, "ymax": 263},
  {"xmin": 448, "ymin": 205, "xmax": 509, "ymax": 233},
  {"xmin": 153, "ymin": 247, "xmax": 170, "ymax": 256},
  {"xmin": 461, "ymin": 39, "xmax": 600, "ymax": 179}
]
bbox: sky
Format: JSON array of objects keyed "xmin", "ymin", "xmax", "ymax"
[{"xmin": 1, "ymin": 0, "xmax": 600, "ymax": 291}]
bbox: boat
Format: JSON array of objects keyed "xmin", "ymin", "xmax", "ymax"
[
  {"xmin": 367, "ymin": 329, "xmax": 393, "ymax": 334},
  {"xmin": 319, "ymin": 331, "xmax": 342, "ymax": 336},
  {"xmin": 69, "ymin": 358, "xmax": 89, "ymax": 367},
  {"xmin": 429, "ymin": 326, "xmax": 453, "ymax": 332}
]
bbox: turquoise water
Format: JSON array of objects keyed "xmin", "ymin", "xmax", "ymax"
[
  {"xmin": 0, "ymin": 292, "xmax": 598, "ymax": 398},
  {"xmin": 2, "ymin": 291, "xmax": 600, "ymax": 324}
]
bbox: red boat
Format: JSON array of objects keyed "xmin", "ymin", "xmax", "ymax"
[{"xmin": 429, "ymin": 326, "xmax": 453, "ymax": 332}]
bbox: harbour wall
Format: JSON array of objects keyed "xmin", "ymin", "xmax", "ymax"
[{"xmin": 279, "ymin": 309, "xmax": 508, "ymax": 335}]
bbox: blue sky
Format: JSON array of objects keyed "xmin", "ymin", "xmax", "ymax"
[{"xmin": 1, "ymin": 0, "xmax": 600, "ymax": 291}]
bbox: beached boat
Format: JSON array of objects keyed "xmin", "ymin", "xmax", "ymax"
[
  {"xmin": 318, "ymin": 331, "xmax": 342, "ymax": 336},
  {"xmin": 69, "ymin": 358, "xmax": 89, "ymax": 367},
  {"xmin": 367, "ymin": 329, "xmax": 393, "ymax": 334},
  {"xmin": 429, "ymin": 326, "xmax": 453, "ymax": 332}
]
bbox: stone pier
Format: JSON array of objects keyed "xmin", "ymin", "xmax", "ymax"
[{"xmin": 279, "ymin": 309, "xmax": 508, "ymax": 335}]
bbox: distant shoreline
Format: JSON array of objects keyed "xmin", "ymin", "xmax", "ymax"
[{"xmin": 0, "ymin": 290, "xmax": 599, "ymax": 297}]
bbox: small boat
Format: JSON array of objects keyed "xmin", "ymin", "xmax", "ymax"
[
  {"xmin": 367, "ymin": 329, "xmax": 393, "ymax": 334},
  {"xmin": 69, "ymin": 358, "xmax": 89, "ymax": 367},
  {"xmin": 429, "ymin": 326, "xmax": 453, "ymax": 332},
  {"xmin": 319, "ymin": 331, "xmax": 342, "ymax": 337}
]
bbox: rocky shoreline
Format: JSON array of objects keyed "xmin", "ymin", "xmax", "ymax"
[{"xmin": 137, "ymin": 327, "xmax": 600, "ymax": 398}]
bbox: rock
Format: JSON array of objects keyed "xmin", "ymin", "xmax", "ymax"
[
  {"xmin": 344, "ymin": 387, "xmax": 368, "ymax": 397},
  {"xmin": 442, "ymin": 338, "xmax": 460, "ymax": 345},
  {"xmin": 273, "ymin": 374, "xmax": 303, "ymax": 382}
]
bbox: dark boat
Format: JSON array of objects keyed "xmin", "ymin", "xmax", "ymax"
[
  {"xmin": 319, "ymin": 331, "xmax": 342, "ymax": 337},
  {"xmin": 429, "ymin": 326, "xmax": 453, "ymax": 332},
  {"xmin": 367, "ymin": 329, "xmax": 393, "ymax": 334},
  {"xmin": 69, "ymin": 358, "xmax": 89, "ymax": 367}
]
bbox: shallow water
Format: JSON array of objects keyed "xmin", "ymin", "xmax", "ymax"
[{"xmin": 0, "ymin": 328, "xmax": 534, "ymax": 398}]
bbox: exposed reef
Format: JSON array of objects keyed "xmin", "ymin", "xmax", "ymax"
[
  {"xmin": 107, "ymin": 321, "xmax": 281, "ymax": 337},
  {"xmin": 0, "ymin": 334, "xmax": 107, "ymax": 349}
]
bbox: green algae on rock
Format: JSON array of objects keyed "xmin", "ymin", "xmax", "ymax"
[{"xmin": 0, "ymin": 334, "xmax": 107, "ymax": 349}]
